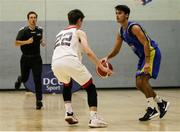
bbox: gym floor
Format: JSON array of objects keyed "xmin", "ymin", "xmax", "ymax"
[{"xmin": 0, "ymin": 89, "xmax": 179, "ymax": 131}]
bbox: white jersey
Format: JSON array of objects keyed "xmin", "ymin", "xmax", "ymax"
[{"xmin": 52, "ymin": 26, "xmax": 83, "ymax": 62}]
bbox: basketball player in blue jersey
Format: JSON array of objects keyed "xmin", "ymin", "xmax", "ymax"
[{"xmin": 103, "ymin": 5, "xmax": 170, "ymax": 121}]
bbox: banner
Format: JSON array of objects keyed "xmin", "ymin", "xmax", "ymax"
[{"xmin": 24, "ymin": 64, "xmax": 81, "ymax": 94}]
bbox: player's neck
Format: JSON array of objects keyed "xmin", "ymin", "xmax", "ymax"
[
  {"xmin": 68, "ymin": 24, "xmax": 80, "ymax": 29},
  {"xmin": 68, "ymin": 25, "xmax": 77, "ymax": 28},
  {"xmin": 28, "ymin": 25, "xmax": 36, "ymax": 30},
  {"xmin": 65, "ymin": 25, "xmax": 78, "ymax": 30},
  {"xmin": 121, "ymin": 21, "xmax": 128, "ymax": 31}
]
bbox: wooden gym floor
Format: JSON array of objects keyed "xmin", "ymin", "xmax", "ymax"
[{"xmin": 0, "ymin": 89, "xmax": 179, "ymax": 131}]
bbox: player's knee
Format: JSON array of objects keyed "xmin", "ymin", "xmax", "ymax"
[
  {"xmin": 141, "ymin": 74, "xmax": 150, "ymax": 86},
  {"xmin": 63, "ymin": 87, "xmax": 72, "ymax": 101},
  {"xmin": 85, "ymin": 83, "xmax": 97, "ymax": 107},
  {"xmin": 63, "ymin": 82, "xmax": 72, "ymax": 101}
]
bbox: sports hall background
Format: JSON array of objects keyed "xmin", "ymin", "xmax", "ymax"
[{"xmin": 0, "ymin": 0, "xmax": 179, "ymax": 89}]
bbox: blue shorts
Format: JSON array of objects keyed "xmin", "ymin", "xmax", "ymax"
[{"xmin": 136, "ymin": 48, "xmax": 161, "ymax": 79}]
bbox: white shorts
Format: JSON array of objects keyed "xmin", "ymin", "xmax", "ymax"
[{"xmin": 52, "ymin": 56, "xmax": 92, "ymax": 86}]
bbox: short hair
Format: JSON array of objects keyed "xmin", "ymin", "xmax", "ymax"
[
  {"xmin": 27, "ymin": 11, "xmax": 38, "ymax": 19},
  {"xmin": 68, "ymin": 9, "xmax": 85, "ymax": 25},
  {"xmin": 115, "ymin": 5, "xmax": 130, "ymax": 16}
]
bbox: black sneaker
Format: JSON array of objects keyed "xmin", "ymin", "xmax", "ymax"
[
  {"xmin": 157, "ymin": 100, "xmax": 170, "ymax": 118},
  {"xmin": 139, "ymin": 107, "xmax": 159, "ymax": 121},
  {"xmin": 15, "ymin": 76, "xmax": 22, "ymax": 90},
  {"xmin": 36, "ymin": 101, "xmax": 43, "ymax": 110}
]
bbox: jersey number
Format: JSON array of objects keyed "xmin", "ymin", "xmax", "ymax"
[{"xmin": 54, "ymin": 32, "xmax": 73, "ymax": 49}]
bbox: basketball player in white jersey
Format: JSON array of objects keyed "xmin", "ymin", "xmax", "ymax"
[{"xmin": 52, "ymin": 9, "xmax": 111, "ymax": 128}]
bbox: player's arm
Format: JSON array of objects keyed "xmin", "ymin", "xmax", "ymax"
[
  {"xmin": 40, "ymin": 28, "xmax": 45, "ymax": 47},
  {"xmin": 106, "ymin": 33, "xmax": 123, "ymax": 60},
  {"xmin": 131, "ymin": 25, "xmax": 151, "ymax": 73},
  {"xmin": 76, "ymin": 30, "xmax": 112, "ymax": 73},
  {"xmin": 76, "ymin": 30, "xmax": 101, "ymax": 66},
  {"xmin": 131, "ymin": 25, "xmax": 150, "ymax": 63},
  {"xmin": 15, "ymin": 38, "xmax": 33, "ymax": 46},
  {"xmin": 40, "ymin": 38, "xmax": 45, "ymax": 47},
  {"xmin": 15, "ymin": 29, "xmax": 33, "ymax": 46}
]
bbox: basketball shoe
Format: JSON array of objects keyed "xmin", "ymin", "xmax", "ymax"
[
  {"xmin": 157, "ymin": 100, "xmax": 170, "ymax": 118},
  {"xmin": 65, "ymin": 112, "xmax": 78, "ymax": 124},
  {"xmin": 139, "ymin": 107, "xmax": 159, "ymax": 121},
  {"xmin": 89, "ymin": 116, "xmax": 108, "ymax": 128}
]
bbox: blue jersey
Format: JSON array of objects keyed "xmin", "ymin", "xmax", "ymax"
[{"xmin": 120, "ymin": 21, "xmax": 158, "ymax": 59}]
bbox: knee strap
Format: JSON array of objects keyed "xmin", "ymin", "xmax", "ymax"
[
  {"xmin": 63, "ymin": 80, "xmax": 72, "ymax": 102},
  {"xmin": 85, "ymin": 83, "xmax": 97, "ymax": 107}
]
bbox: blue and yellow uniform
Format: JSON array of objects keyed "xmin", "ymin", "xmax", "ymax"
[{"xmin": 119, "ymin": 21, "xmax": 161, "ymax": 79}]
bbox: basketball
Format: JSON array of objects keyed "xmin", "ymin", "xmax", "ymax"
[{"xmin": 96, "ymin": 60, "xmax": 113, "ymax": 78}]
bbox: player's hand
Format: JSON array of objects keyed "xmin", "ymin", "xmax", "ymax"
[
  {"xmin": 26, "ymin": 37, "xmax": 33, "ymax": 44},
  {"xmin": 144, "ymin": 62, "xmax": 151, "ymax": 74},
  {"xmin": 40, "ymin": 40, "xmax": 46, "ymax": 47},
  {"xmin": 41, "ymin": 42, "xmax": 46, "ymax": 47},
  {"xmin": 100, "ymin": 57, "xmax": 108, "ymax": 63},
  {"xmin": 97, "ymin": 61, "xmax": 113, "ymax": 75}
]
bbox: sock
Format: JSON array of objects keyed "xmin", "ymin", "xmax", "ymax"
[
  {"xmin": 154, "ymin": 95, "xmax": 162, "ymax": 103},
  {"xmin": 90, "ymin": 111, "xmax": 97, "ymax": 119},
  {"xmin": 147, "ymin": 97, "xmax": 155, "ymax": 109},
  {"xmin": 65, "ymin": 102, "xmax": 73, "ymax": 114}
]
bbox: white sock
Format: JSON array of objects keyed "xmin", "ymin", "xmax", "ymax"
[
  {"xmin": 90, "ymin": 111, "xmax": 97, "ymax": 119},
  {"xmin": 65, "ymin": 102, "xmax": 73, "ymax": 113},
  {"xmin": 147, "ymin": 97, "xmax": 155, "ymax": 108},
  {"xmin": 154, "ymin": 95, "xmax": 162, "ymax": 103}
]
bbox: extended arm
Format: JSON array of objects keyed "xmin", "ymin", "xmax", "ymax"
[
  {"xmin": 106, "ymin": 33, "xmax": 123, "ymax": 60},
  {"xmin": 76, "ymin": 30, "xmax": 112, "ymax": 74}
]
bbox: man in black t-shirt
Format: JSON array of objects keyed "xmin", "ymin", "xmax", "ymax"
[{"xmin": 15, "ymin": 11, "xmax": 45, "ymax": 110}]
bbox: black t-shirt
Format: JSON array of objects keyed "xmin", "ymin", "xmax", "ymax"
[{"xmin": 16, "ymin": 26, "xmax": 43, "ymax": 55}]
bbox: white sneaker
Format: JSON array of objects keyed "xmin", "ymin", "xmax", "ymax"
[
  {"xmin": 65, "ymin": 112, "xmax": 78, "ymax": 124},
  {"xmin": 89, "ymin": 117, "xmax": 108, "ymax": 128}
]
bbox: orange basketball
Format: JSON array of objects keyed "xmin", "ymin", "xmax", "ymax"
[{"xmin": 96, "ymin": 60, "xmax": 113, "ymax": 78}]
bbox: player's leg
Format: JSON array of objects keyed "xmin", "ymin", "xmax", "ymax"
[
  {"xmin": 151, "ymin": 48, "xmax": 170, "ymax": 118},
  {"xmin": 63, "ymin": 79, "xmax": 78, "ymax": 124},
  {"xmin": 70, "ymin": 60, "xmax": 107, "ymax": 128},
  {"xmin": 31, "ymin": 56, "xmax": 43, "ymax": 109},
  {"xmin": 138, "ymin": 74, "xmax": 159, "ymax": 121},
  {"xmin": 15, "ymin": 56, "xmax": 30, "ymax": 89},
  {"xmin": 136, "ymin": 58, "xmax": 146, "ymax": 94},
  {"xmin": 52, "ymin": 59, "xmax": 78, "ymax": 124},
  {"xmin": 136, "ymin": 75, "xmax": 145, "ymax": 94},
  {"xmin": 137, "ymin": 48, "xmax": 169, "ymax": 121},
  {"xmin": 140, "ymin": 74, "xmax": 156, "ymax": 98},
  {"xmin": 83, "ymin": 79, "xmax": 108, "ymax": 128},
  {"xmin": 136, "ymin": 53, "xmax": 159, "ymax": 121},
  {"xmin": 136, "ymin": 57, "xmax": 156, "ymax": 98}
]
